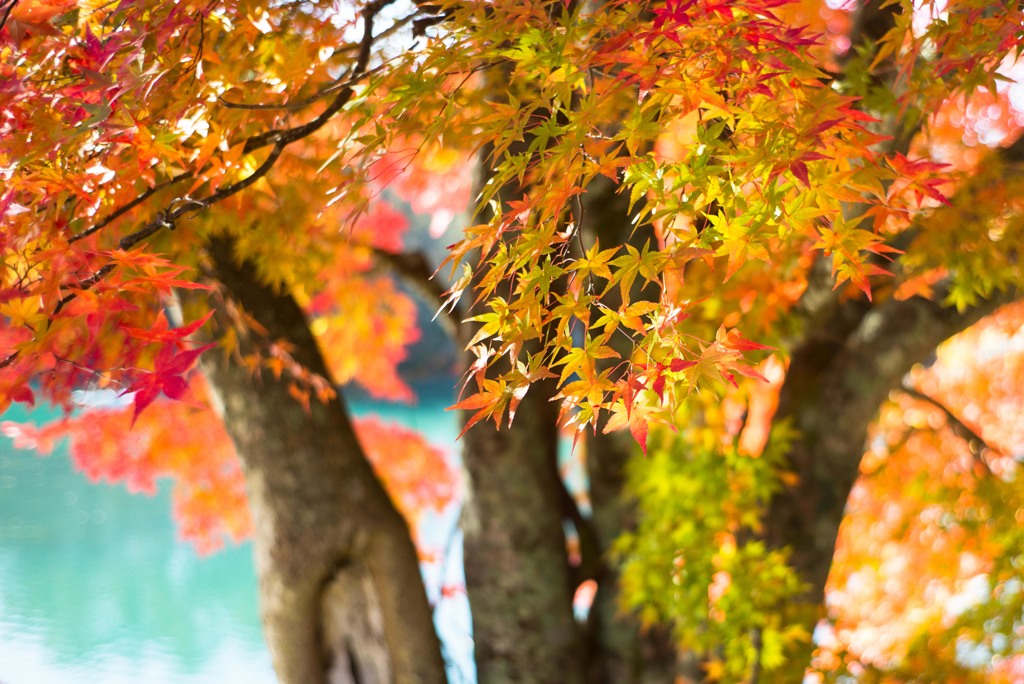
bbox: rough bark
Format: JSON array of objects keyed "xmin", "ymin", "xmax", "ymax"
[
  {"xmin": 456, "ymin": 47, "xmax": 592, "ymax": 677},
  {"xmin": 199, "ymin": 235, "xmax": 446, "ymax": 684},
  {"xmin": 586, "ymin": 428, "xmax": 686, "ymax": 684},
  {"xmin": 756, "ymin": 0, "xmax": 1024, "ymax": 665},
  {"xmin": 767, "ymin": 289, "xmax": 1019, "ymax": 655},
  {"xmin": 460, "ymin": 374, "xmax": 586, "ymax": 684},
  {"xmin": 766, "ymin": 130, "xmax": 1024, "ymax": 670}
]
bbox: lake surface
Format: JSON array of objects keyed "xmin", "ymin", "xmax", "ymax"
[{"xmin": 0, "ymin": 380, "xmax": 472, "ymax": 684}]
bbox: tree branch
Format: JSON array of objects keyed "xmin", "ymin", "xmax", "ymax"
[
  {"xmin": 54, "ymin": 0, "xmax": 397, "ymax": 314},
  {"xmin": 771, "ymin": 285, "xmax": 1020, "ymax": 598},
  {"xmin": 791, "ymin": 0, "xmax": 923, "ymax": 343},
  {"xmin": 899, "ymin": 382, "xmax": 1001, "ymax": 476},
  {"xmin": 218, "ymin": 60, "xmax": 389, "ymax": 112},
  {"xmin": 239, "ymin": 0, "xmax": 395, "ymax": 155},
  {"xmin": 67, "ymin": 173, "xmax": 191, "ymax": 244},
  {"xmin": 370, "ymin": 248, "xmax": 463, "ymax": 338},
  {"xmin": 0, "ymin": 0, "xmax": 18, "ymax": 32},
  {"xmin": 219, "ymin": 7, "xmax": 423, "ymax": 112}
]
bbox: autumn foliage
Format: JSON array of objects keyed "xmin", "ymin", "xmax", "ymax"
[
  {"xmin": 2, "ymin": 375, "xmax": 458, "ymax": 554},
  {"xmin": 820, "ymin": 302, "xmax": 1024, "ymax": 681},
  {"xmin": 2, "ymin": 0, "xmax": 1024, "ymax": 680},
  {"xmin": 2, "ymin": 0, "xmax": 1020, "ymax": 446}
]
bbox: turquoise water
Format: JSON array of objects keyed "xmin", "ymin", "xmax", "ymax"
[
  {"xmin": 0, "ymin": 404, "xmax": 274, "ymax": 683},
  {"xmin": 0, "ymin": 381, "xmax": 472, "ymax": 684}
]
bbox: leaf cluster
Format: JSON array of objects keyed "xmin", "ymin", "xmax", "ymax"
[{"xmin": 615, "ymin": 426, "xmax": 808, "ymax": 681}]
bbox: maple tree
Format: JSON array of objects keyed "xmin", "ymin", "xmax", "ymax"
[{"xmin": 2, "ymin": 0, "xmax": 1024, "ymax": 682}]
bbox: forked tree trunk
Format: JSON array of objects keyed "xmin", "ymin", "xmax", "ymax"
[
  {"xmin": 766, "ymin": 290, "xmax": 1016, "ymax": 674},
  {"xmin": 198, "ymin": 235, "xmax": 446, "ymax": 684}
]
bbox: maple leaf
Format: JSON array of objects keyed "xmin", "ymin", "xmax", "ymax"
[
  {"xmin": 8, "ymin": 384, "xmax": 35, "ymax": 406},
  {"xmin": 4, "ymin": 0, "xmax": 1024, "ymax": 676},
  {"xmin": 126, "ymin": 342, "xmax": 216, "ymax": 424},
  {"xmin": 448, "ymin": 378, "xmax": 509, "ymax": 439},
  {"xmin": 123, "ymin": 310, "xmax": 214, "ymax": 343},
  {"xmin": 570, "ymin": 239, "xmax": 619, "ymax": 282},
  {"xmin": 629, "ymin": 408, "xmax": 649, "ymax": 456},
  {"xmin": 789, "ymin": 160, "xmax": 811, "ymax": 190},
  {"xmin": 8, "ymin": 0, "xmax": 76, "ymax": 23}
]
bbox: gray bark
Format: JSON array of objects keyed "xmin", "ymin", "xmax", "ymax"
[
  {"xmin": 768, "ymin": 129, "xmax": 1024, "ymax": 643},
  {"xmin": 460, "ymin": 375, "xmax": 586, "ymax": 683},
  {"xmin": 767, "ymin": 288, "xmax": 1019, "ymax": 669},
  {"xmin": 199, "ymin": 235, "xmax": 446, "ymax": 684},
  {"xmin": 456, "ymin": 47, "xmax": 590, "ymax": 677}
]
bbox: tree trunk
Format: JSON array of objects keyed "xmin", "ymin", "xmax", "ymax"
[
  {"xmin": 199, "ymin": 235, "xmax": 446, "ymax": 684},
  {"xmin": 456, "ymin": 48, "xmax": 592, "ymax": 676},
  {"xmin": 767, "ymin": 290, "xmax": 1017, "ymax": 669},
  {"xmin": 585, "ymin": 428, "xmax": 686, "ymax": 684},
  {"xmin": 460, "ymin": 373, "xmax": 587, "ymax": 683},
  {"xmin": 581, "ymin": 176, "xmax": 684, "ymax": 684}
]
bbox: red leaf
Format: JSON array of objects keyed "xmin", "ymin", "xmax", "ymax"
[
  {"xmin": 157, "ymin": 342, "xmax": 216, "ymax": 377},
  {"xmin": 125, "ymin": 310, "xmax": 213, "ymax": 344},
  {"xmin": 161, "ymin": 375, "xmax": 189, "ymax": 400},
  {"xmin": 652, "ymin": 373, "xmax": 666, "ymax": 399},
  {"xmin": 809, "ymin": 119, "xmax": 843, "ymax": 136},
  {"xmin": 836, "ymin": 105, "xmax": 881, "ymax": 124},
  {"xmin": 629, "ymin": 410, "xmax": 649, "ymax": 457},
  {"xmin": 722, "ymin": 329, "xmax": 775, "ymax": 352},
  {"xmin": 124, "ymin": 310, "xmax": 170, "ymax": 342},
  {"xmin": 0, "ymin": 288, "xmax": 28, "ymax": 305},
  {"xmin": 731, "ymin": 364, "xmax": 769, "ymax": 383},
  {"xmin": 800, "ymin": 151, "xmax": 831, "ymax": 162},
  {"xmin": 175, "ymin": 310, "xmax": 215, "ymax": 338},
  {"xmin": 10, "ymin": 385, "xmax": 35, "ymax": 406},
  {"xmin": 790, "ymin": 160, "xmax": 811, "ymax": 189},
  {"xmin": 131, "ymin": 384, "xmax": 160, "ymax": 426}
]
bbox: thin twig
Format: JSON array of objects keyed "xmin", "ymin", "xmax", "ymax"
[
  {"xmin": 53, "ymin": 148, "xmax": 278, "ymax": 315},
  {"xmin": 52, "ymin": 355, "xmax": 130, "ymax": 388},
  {"xmin": 240, "ymin": 0, "xmax": 396, "ymax": 155},
  {"xmin": 0, "ymin": 0, "xmax": 18, "ymax": 32},
  {"xmin": 183, "ymin": 8, "xmax": 206, "ymax": 84},
  {"xmin": 218, "ymin": 11, "xmax": 417, "ymax": 112},
  {"xmin": 219, "ymin": 61, "xmax": 389, "ymax": 112}
]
